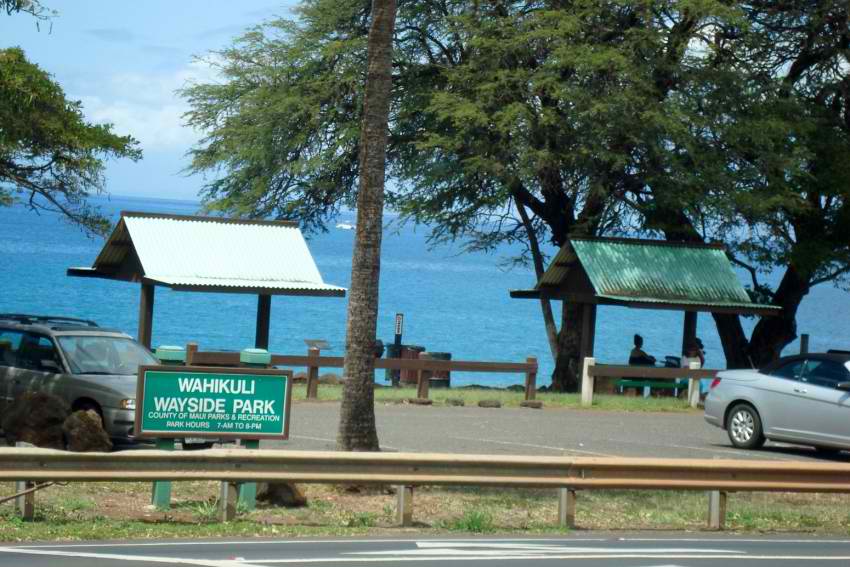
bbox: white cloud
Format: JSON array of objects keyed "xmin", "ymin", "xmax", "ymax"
[{"xmin": 73, "ymin": 59, "xmax": 220, "ymax": 152}]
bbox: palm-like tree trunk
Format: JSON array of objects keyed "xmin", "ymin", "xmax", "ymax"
[{"xmin": 337, "ymin": 0, "xmax": 397, "ymax": 452}]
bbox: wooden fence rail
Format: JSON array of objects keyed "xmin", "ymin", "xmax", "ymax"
[
  {"xmin": 580, "ymin": 357, "xmax": 719, "ymax": 408},
  {"xmin": 4, "ymin": 448, "xmax": 850, "ymax": 529},
  {"xmin": 186, "ymin": 343, "xmax": 539, "ymax": 401}
]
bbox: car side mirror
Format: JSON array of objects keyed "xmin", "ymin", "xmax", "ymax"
[
  {"xmin": 836, "ymin": 381, "xmax": 850, "ymax": 392},
  {"xmin": 40, "ymin": 360, "xmax": 62, "ymax": 373}
]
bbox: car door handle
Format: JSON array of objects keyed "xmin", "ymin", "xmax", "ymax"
[{"xmin": 794, "ymin": 387, "xmax": 808, "ymax": 394}]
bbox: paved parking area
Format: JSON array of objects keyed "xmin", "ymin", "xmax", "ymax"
[{"xmin": 267, "ymin": 402, "xmax": 847, "ymax": 462}]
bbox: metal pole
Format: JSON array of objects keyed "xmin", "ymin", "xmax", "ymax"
[
  {"xmin": 138, "ymin": 283, "xmax": 155, "ymax": 349},
  {"xmin": 255, "ymin": 295, "xmax": 271, "ymax": 350}
]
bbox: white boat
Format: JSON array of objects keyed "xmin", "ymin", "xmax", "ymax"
[{"xmin": 336, "ymin": 222, "xmax": 355, "ymax": 230}]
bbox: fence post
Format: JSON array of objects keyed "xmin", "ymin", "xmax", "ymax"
[
  {"xmin": 185, "ymin": 342, "xmax": 198, "ymax": 365},
  {"xmin": 580, "ymin": 357, "xmax": 595, "ymax": 407},
  {"xmin": 708, "ymin": 490, "xmax": 727, "ymax": 530},
  {"xmin": 396, "ymin": 485, "xmax": 414, "ymax": 527},
  {"xmin": 687, "ymin": 361, "xmax": 701, "ymax": 408},
  {"xmin": 416, "ymin": 364, "xmax": 434, "ymax": 400},
  {"xmin": 800, "ymin": 334, "xmax": 809, "ymax": 355},
  {"xmin": 558, "ymin": 488, "xmax": 576, "ymax": 529},
  {"xmin": 525, "ymin": 357, "xmax": 537, "ymax": 401},
  {"xmin": 306, "ymin": 347, "xmax": 320, "ymax": 399}
]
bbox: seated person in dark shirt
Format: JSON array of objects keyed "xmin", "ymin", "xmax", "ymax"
[{"xmin": 629, "ymin": 334, "xmax": 656, "ymax": 366}]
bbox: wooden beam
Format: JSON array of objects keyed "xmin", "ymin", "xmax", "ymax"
[
  {"xmin": 682, "ymin": 311, "xmax": 698, "ymax": 356},
  {"xmin": 579, "ymin": 303, "xmax": 597, "ymax": 363},
  {"xmin": 138, "ymin": 283, "xmax": 155, "ymax": 349},
  {"xmin": 255, "ymin": 294, "xmax": 271, "ymax": 350}
]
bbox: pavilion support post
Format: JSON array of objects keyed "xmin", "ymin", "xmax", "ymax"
[
  {"xmin": 681, "ymin": 311, "xmax": 697, "ymax": 356},
  {"xmin": 579, "ymin": 304, "xmax": 598, "ymax": 391},
  {"xmin": 255, "ymin": 294, "xmax": 271, "ymax": 350},
  {"xmin": 138, "ymin": 283, "xmax": 155, "ymax": 349}
]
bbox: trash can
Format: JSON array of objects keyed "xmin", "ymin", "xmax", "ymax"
[
  {"xmin": 399, "ymin": 345, "xmax": 426, "ymax": 384},
  {"xmin": 385, "ymin": 343, "xmax": 402, "ymax": 385},
  {"xmin": 155, "ymin": 345, "xmax": 185, "ymax": 365},
  {"xmin": 240, "ymin": 348, "xmax": 271, "ymax": 368},
  {"xmin": 421, "ymin": 352, "xmax": 451, "ymax": 388}
]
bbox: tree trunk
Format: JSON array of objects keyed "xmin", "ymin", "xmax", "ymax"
[
  {"xmin": 551, "ymin": 301, "xmax": 584, "ymax": 392},
  {"xmin": 337, "ymin": 0, "xmax": 397, "ymax": 452}
]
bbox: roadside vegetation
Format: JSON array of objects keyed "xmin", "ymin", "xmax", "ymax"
[
  {"xmin": 2, "ymin": 482, "xmax": 850, "ymax": 541},
  {"xmin": 290, "ymin": 384, "xmax": 696, "ymax": 412}
]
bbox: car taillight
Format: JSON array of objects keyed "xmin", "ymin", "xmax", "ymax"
[{"xmin": 709, "ymin": 377, "xmax": 722, "ymax": 390}]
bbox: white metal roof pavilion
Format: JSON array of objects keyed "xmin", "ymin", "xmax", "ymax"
[{"xmin": 68, "ymin": 211, "xmax": 345, "ymax": 348}]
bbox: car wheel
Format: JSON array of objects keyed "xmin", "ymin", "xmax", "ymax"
[
  {"xmin": 181, "ymin": 439, "xmax": 214, "ymax": 451},
  {"xmin": 726, "ymin": 403, "xmax": 765, "ymax": 449},
  {"xmin": 814, "ymin": 446, "xmax": 842, "ymax": 456}
]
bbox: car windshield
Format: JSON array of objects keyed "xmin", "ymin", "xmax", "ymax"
[{"xmin": 58, "ymin": 335, "xmax": 158, "ymax": 375}]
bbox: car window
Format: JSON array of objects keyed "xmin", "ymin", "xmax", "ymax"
[
  {"xmin": 802, "ymin": 359, "xmax": 849, "ymax": 389},
  {"xmin": 18, "ymin": 334, "xmax": 63, "ymax": 373},
  {"xmin": 770, "ymin": 359, "xmax": 804, "ymax": 380},
  {"xmin": 57, "ymin": 335, "xmax": 157, "ymax": 375},
  {"xmin": 0, "ymin": 329, "xmax": 23, "ymax": 367}
]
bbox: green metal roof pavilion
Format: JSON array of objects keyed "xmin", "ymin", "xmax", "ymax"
[{"xmin": 511, "ymin": 237, "xmax": 780, "ymax": 363}]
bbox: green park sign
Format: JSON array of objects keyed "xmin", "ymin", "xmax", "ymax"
[{"xmin": 135, "ymin": 365, "xmax": 292, "ymax": 440}]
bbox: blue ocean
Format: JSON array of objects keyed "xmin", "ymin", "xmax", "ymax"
[{"xmin": 1, "ymin": 195, "xmax": 846, "ymax": 387}]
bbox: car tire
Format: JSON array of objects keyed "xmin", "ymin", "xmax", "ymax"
[
  {"xmin": 726, "ymin": 403, "xmax": 765, "ymax": 449},
  {"xmin": 814, "ymin": 446, "xmax": 842, "ymax": 456},
  {"xmin": 181, "ymin": 439, "xmax": 215, "ymax": 451}
]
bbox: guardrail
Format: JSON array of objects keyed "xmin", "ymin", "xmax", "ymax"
[
  {"xmin": 185, "ymin": 343, "xmax": 539, "ymax": 402},
  {"xmin": 580, "ymin": 357, "xmax": 718, "ymax": 408},
  {"xmin": 4, "ymin": 448, "xmax": 850, "ymax": 529}
]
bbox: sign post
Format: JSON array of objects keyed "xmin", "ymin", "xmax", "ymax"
[{"xmin": 394, "ymin": 313, "xmax": 404, "ymax": 347}]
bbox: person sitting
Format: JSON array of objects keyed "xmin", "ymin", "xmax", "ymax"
[{"xmin": 629, "ymin": 334, "xmax": 656, "ymax": 366}]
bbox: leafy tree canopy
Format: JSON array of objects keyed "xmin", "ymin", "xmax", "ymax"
[{"xmin": 0, "ymin": 47, "xmax": 141, "ymax": 235}]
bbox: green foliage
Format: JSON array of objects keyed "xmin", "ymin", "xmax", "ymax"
[
  {"xmin": 445, "ymin": 509, "xmax": 495, "ymax": 533},
  {"xmin": 0, "ymin": 47, "xmax": 141, "ymax": 235}
]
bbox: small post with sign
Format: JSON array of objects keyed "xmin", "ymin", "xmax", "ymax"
[
  {"xmin": 392, "ymin": 313, "xmax": 404, "ymax": 387},
  {"xmin": 237, "ymin": 348, "xmax": 272, "ymax": 511},
  {"xmin": 136, "ymin": 362, "xmax": 292, "ymax": 520}
]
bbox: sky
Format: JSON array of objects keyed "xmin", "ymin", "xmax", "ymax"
[{"xmin": 3, "ymin": 1, "xmax": 300, "ymax": 201}]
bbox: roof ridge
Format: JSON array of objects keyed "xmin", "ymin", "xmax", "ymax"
[
  {"xmin": 570, "ymin": 236, "xmax": 725, "ymax": 250},
  {"xmin": 121, "ymin": 211, "xmax": 298, "ymax": 228}
]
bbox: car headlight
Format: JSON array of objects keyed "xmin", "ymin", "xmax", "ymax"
[{"xmin": 119, "ymin": 399, "xmax": 136, "ymax": 410}]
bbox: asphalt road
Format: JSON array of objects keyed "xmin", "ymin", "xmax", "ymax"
[
  {"xmin": 2, "ymin": 535, "xmax": 850, "ymax": 566},
  {"xmin": 264, "ymin": 402, "xmax": 847, "ymax": 462}
]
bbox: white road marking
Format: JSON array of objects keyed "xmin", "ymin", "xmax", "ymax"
[
  {"xmin": 0, "ymin": 547, "xmax": 260, "ymax": 566},
  {"xmin": 14, "ymin": 537, "xmax": 608, "ymax": 549},
  {"xmin": 620, "ymin": 537, "xmax": 850, "ymax": 544},
  {"xmin": 253, "ymin": 554, "xmax": 850, "ymax": 563},
  {"xmin": 449, "ymin": 436, "xmax": 611, "ymax": 456}
]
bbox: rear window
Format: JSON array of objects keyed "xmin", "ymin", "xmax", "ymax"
[{"xmin": 0, "ymin": 329, "xmax": 23, "ymax": 367}]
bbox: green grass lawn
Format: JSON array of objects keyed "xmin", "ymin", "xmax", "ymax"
[{"xmin": 291, "ymin": 383, "xmax": 695, "ymax": 412}]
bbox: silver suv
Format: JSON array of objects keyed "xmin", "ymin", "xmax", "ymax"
[{"xmin": 0, "ymin": 314, "xmax": 157, "ymax": 441}]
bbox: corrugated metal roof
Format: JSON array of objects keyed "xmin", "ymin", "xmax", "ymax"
[
  {"xmin": 70, "ymin": 212, "xmax": 345, "ymax": 296},
  {"xmin": 515, "ymin": 237, "xmax": 779, "ymax": 314},
  {"xmin": 572, "ymin": 238, "xmax": 751, "ymax": 305}
]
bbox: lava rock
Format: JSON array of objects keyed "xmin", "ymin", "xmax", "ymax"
[
  {"xmin": 478, "ymin": 399, "xmax": 502, "ymax": 408},
  {"xmin": 445, "ymin": 398, "xmax": 465, "ymax": 407},
  {"xmin": 256, "ymin": 482, "xmax": 308, "ymax": 508},
  {"xmin": 2, "ymin": 392, "xmax": 68, "ymax": 449},
  {"xmin": 520, "ymin": 400, "xmax": 544, "ymax": 409},
  {"xmin": 63, "ymin": 409, "xmax": 112, "ymax": 452}
]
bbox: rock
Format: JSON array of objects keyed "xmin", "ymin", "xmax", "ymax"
[
  {"xmin": 478, "ymin": 399, "xmax": 502, "ymax": 408},
  {"xmin": 319, "ymin": 373, "xmax": 342, "ymax": 385},
  {"xmin": 63, "ymin": 410, "xmax": 112, "ymax": 452},
  {"xmin": 256, "ymin": 482, "xmax": 307, "ymax": 508},
  {"xmin": 520, "ymin": 400, "xmax": 544, "ymax": 409},
  {"xmin": 445, "ymin": 398, "xmax": 465, "ymax": 407},
  {"xmin": 2, "ymin": 392, "xmax": 68, "ymax": 449},
  {"xmin": 407, "ymin": 398, "xmax": 433, "ymax": 405},
  {"xmin": 292, "ymin": 371, "xmax": 308, "ymax": 383}
]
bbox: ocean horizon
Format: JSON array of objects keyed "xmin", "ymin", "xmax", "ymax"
[{"xmin": 1, "ymin": 194, "xmax": 846, "ymax": 387}]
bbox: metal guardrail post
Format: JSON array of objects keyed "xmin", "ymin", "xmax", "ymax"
[
  {"xmin": 14, "ymin": 441, "xmax": 34, "ymax": 521},
  {"xmin": 306, "ymin": 347, "xmax": 320, "ymax": 399},
  {"xmin": 219, "ymin": 481, "xmax": 238, "ymax": 522},
  {"xmin": 396, "ymin": 485, "xmax": 414, "ymax": 527},
  {"xmin": 525, "ymin": 357, "xmax": 537, "ymax": 401},
  {"xmin": 581, "ymin": 357, "xmax": 595, "ymax": 407},
  {"xmin": 708, "ymin": 490, "xmax": 727, "ymax": 530},
  {"xmin": 558, "ymin": 487, "xmax": 576, "ymax": 529}
]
